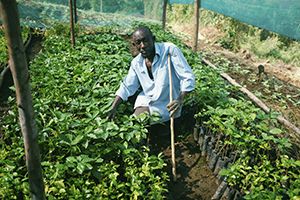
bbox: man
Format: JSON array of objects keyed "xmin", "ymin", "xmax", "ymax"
[{"xmin": 108, "ymin": 26, "xmax": 195, "ymax": 125}]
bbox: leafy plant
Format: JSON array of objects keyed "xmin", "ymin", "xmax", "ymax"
[
  {"xmin": 196, "ymin": 95, "xmax": 299, "ymax": 198},
  {"xmin": 1, "ymin": 23, "xmax": 169, "ymax": 199}
]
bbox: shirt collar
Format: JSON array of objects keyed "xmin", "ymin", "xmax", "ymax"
[
  {"xmin": 153, "ymin": 43, "xmax": 161, "ymax": 65},
  {"xmin": 137, "ymin": 43, "xmax": 161, "ymax": 65},
  {"xmin": 154, "ymin": 43, "xmax": 162, "ymax": 57}
]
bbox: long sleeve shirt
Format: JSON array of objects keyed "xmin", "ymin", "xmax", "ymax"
[{"xmin": 116, "ymin": 42, "xmax": 195, "ymax": 123}]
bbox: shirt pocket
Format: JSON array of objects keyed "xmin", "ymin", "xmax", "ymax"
[{"xmin": 155, "ymin": 66, "xmax": 169, "ymax": 88}]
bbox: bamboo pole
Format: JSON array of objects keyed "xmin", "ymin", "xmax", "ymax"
[
  {"xmin": 168, "ymin": 54, "xmax": 177, "ymax": 181},
  {"xmin": 0, "ymin": 0, "xmax": 45, "ymax": 199},
  {"xmin": 162, "ymin": 0, "xmax": 168, "ymax": 30},
  {"xmin": 69, "ymin": 0, "xmax": 75, "ymax": 47},
  {"xmin": 193, "ymin": 0, "xmax": 200, "ymax": 51},
  {"xmin": 202, "ymin": 58, "xmax": 300, "ymax": 142}
]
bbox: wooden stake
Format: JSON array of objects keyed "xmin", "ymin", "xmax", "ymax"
[
  {"xmin": 168, "ymin": 54, "xmax": 177, "ymax": 181},
  {"xmin": 69, "ymin": 0, "xmax": 75, "ymax": 47},
  {"xmin": 193, "ymin": 0, "xmax": 200, "ymax": 51},
  {"xmin": 162, "ymin": 0, "xmax": 168, "ymax": 30},
  {"xmin": 0, "ymin": 0, "xmax": 45, "ymax": 198}
]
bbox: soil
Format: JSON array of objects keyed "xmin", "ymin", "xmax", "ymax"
[
  {"xmin": 170, "ymin": 23, "xmax": 300, "ymax": 140},
  {"xmin": 149, "ymin": 117, "xmax": 220, "ymax": 200},
  {"xmin": 201, "ymin": 49, "xmax": 300, "ymax": 129},
  {"xmin": 170, "ymin": 23, "xmax": 300, "ymax": 87},
  {"xmin": 164, "ymin": 135, "xmax": 219, "ymax": 200}
]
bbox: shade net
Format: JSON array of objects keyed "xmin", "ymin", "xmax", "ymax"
[
  {"xmin": 11, "ymin": 0, "xmax": 164, "ymax": 29},
  {"xmin": 169, "ymin": 0, "xmax": 300, "ymax": 40}
]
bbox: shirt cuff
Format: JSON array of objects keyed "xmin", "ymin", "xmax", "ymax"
[
  {"xmin": 116, "ymin": 87, "xmax": 128, "ymax": 101},
  {"xmin": 181, "ymin": 79, "xmax": 195, "ymax": 92}
]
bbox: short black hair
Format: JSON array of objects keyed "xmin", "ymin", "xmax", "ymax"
[{"xmin": 132, "ymin": 26, "xmax": 154, "ymax": 39}]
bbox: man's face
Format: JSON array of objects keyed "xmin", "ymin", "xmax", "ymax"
[{"xmin": 132, "ymin": 30, "xmax": 155, "ymax": 59}]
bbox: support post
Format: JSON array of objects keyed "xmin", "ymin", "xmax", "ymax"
[
  {"xmin": 0, "ymin": 0, "xmax": 45, "ymax": 199},
  {"xmin": 69, "ymin": 0, "xmax": 75, "ymax": 47},
  {"xmin": 193, "ymin": 0, "xmax": 200, "ymax": 51},
  {"xmin": 162, "ymin": 0, "xmax": 168, "ymax": 30}
]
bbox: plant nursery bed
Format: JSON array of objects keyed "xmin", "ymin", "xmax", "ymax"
[
  {"xmin": 154, "ymin": 133, "xmax": 219, "ymax": 200},
  {"xmin": 205, "ymin": 52, "xmax": 300, "ymax": 129},
  {"xmin": 2, "ymin": 22, "xmax": 299, "ymax": 199}
]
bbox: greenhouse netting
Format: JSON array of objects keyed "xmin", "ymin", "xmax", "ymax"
[
  {"xmin": 169, "ymin": 0, "xmax": 300, "ymax": 40},
  {"xmin": 13, "ymin": 0, "xmax": 164, "ymax": 28}
]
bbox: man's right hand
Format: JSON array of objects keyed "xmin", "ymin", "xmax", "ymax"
[
  {"xmin": 107, "ymin": 108, "xmax": 116, "ymax": 121},
  {"xmin": 107, "ymin": 96, "xmax": 123, "ymax": 121}
]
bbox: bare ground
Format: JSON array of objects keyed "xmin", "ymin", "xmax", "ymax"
[
  {"xmin": 149, "ymin": 111, "xmax": 220, "ymax": 200},
  {"xmin": 150, "ymin": 131, "xmax": 219, "ymax": 200},
  {"xmin": 165, "ymin": 136, "xmax": 219, "ymax": 200},
  {"xmin": 169, "ymin": 23, "xmax": 300, "ymax": 135},
  {"xmin": 170, "ymin": 24, "xmax": 300, "ymax": 88}
]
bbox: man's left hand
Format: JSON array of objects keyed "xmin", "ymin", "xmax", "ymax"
[{"xmin": 167, "ymin": 99, "xmax": 182, "ymax": 117}]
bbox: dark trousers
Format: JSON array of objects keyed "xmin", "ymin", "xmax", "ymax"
[
  {"xmin": 148, "ymin": 118, "xmax": 181, "ymax": 154},
  {"xmin": 133, "ymin": 106, "xmax": 180, "ymax": 153}
]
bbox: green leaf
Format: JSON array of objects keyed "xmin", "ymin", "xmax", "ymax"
[
  {"xmin": 123, "ymin": 141, "xmax": 128, "ymax": 149},
  {"xmin": 66, "ymin": 156, "xmax": 76, "ymax": 163},
  {"xmin": 77, "ymin": 163, "xmax": 85, "ymax": 174},
  {"xmin": 71, "ymin": 135, "xmax": 84, "ymax": 145},
  {"xmin": 269, "ymin": 128, "xmax": 282, "ymax": 135}
]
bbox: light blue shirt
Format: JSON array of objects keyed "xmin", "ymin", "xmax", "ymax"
[{"xmin": 116, "ymin": 42, "xmax": 195, "ymax": 122}]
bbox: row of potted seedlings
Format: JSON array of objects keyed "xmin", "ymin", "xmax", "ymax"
[{"xmin": 193, "ymin": 124, "xmax": 243, "ymax": 200}]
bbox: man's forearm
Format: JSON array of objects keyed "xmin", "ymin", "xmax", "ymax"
[{"xmin": 111, "ymin": 95, "xmax": 123, "ymax": 109}]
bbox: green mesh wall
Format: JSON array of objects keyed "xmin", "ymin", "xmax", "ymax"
[
  {"xmin": 12, "ymin": 0, "xmax": 163, "ymax": 28},
  {"xmin": 169, "ymin": 0, "xmax": 300, "ymax": 40},
  {"xmin": 170, "ymin": 0, "xmax": 193, "ymax": 4}
]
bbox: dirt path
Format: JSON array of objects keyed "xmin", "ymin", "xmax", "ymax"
[
  {"xmin": 203, "ymin": 46, "xmax": 300, "ymax": 88},
  {"xmin": 149, "ymin": 112, "xmax": 220, "ymax": 200},
  {"xmin": 170, "ymin": 24, "xmax": 300, "ymax": 88},
  {"xmin": 165, "ymin": 134, "xmax": 219, "ymax": 200}
]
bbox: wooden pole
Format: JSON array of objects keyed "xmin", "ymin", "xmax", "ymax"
[
  {"xmin": 0, "ymin": 0, "xmax": 45, "ymax": 199},
  {"xmin": 202, "ymin": 58, "xmax": 300, "ymax": 142},
  {"xmin": 69, "ymin": 0, "xmax": 75, "ymax": 47},
  {"xmin": 193, "ymin": 0, "xmax": 200, "ymax": 51},
  {"xmin": 162, "ymin": 0, "xmax": 168, "ymax": 30},
  {"xmin": 168, "ymin": 54, "xmax": 177, "ymax": 181}
]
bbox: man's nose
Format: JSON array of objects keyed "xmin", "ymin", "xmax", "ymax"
[{"xmin": 140, "ymin": 41, "xmax": 145, "ymax": 48}]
